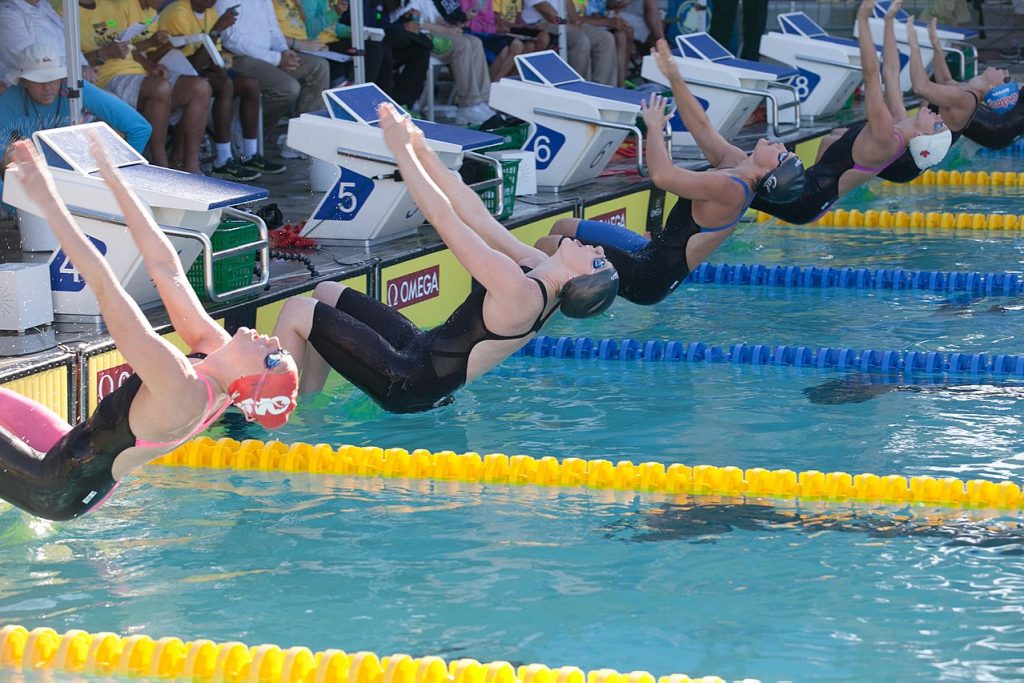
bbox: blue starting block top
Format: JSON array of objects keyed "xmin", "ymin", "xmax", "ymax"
[
  {"xmin": 873, "ymin": 0, "xmax": 978, "ymax": 38},
  {"xmin": 777, "ymin": 12, "xmax": 879, "ymax": 52},
  {"xmin": 34, "ymin": 122, "xmax": 267, "ymax": 210},
  {"xmin": 515, "ymin": 51, "xmax": 651, "ymax": 106},
  {"xmin": 101, "ymin": 165, "xmax": 268, "ymax": 209},
  {"xmin": 675, "ymin": 33, "xmax": 799, "ymax": 80},
  {"xmin": 322, "ymin": 82, "xmax": 502, "ymax": 150}
]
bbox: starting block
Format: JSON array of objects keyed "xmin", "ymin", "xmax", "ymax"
[
  {"xmin": 489, "ymin": 51, "xmax": 651, "ymax": 192},
  {"xmin": 642, "ymin": 33, "xmax": 801, "ymax": 151},
  {"xmin": 759, "ymin": 12, "xmax": 867, "ymax": 120},
  {"xmin": 286, "ymin": 84, "xmax": 504, "ymax": 245},
  {"xmin": 3, "ymin": 122, "xmax": 270, "ymax": 325}
]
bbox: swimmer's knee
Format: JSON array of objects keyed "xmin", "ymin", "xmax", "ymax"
[
  {"xmin": 279, "ymin": 295, "xmax": 319, "ymax": 325},
  {"xmin": 551, "ymin": 217, "xmax": 580, "ymax": 236},
  {"xmin": 312, "ymin": 280, "xmax": 347, "ymax": 305}
]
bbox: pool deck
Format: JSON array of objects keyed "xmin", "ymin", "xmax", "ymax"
[{"xmin": 0, "ymin": 106, "xmax": 865, "ymax": 420}]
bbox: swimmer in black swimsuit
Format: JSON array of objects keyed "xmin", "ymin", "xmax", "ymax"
[
  {"xmin": 272, "ymin": 104, "xmax": 619, "ymax": 413},
  {"xmin": 878, "ymin": 10, "xmax": 1011, "ymax": 183},
  {"xmin": 752, "ymin": 0, "xmax": 954, "ymax": 225},
  {"xmin": 0, "ymin": 137, "xmax": 298, "ymax": 521},
  {"xmin": 534, "ymin": 40, "xmax": 805, "ymax": 306}
]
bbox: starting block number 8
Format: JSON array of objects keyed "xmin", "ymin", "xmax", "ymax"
[{"xmin": 789, "ymin": 69, "xmax": 820, "ymax": 102}]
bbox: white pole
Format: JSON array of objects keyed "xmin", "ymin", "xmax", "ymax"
[
  {"xmin": 351, "ymin": 0, "xmax": 366, "ymax": 84},
  {"xmin": 63, "ymin": 0, "xmax": 84, "ymax": 123},
  {"xmin": 557, "ymin": 0, "xmax": 568, "ymax": 62}
]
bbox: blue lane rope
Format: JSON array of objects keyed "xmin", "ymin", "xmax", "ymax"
[
  {"xmin": 684, "ymin": 262, "xmax": 1023, "ymax": 295},
  {"xmin": 514, "ymin": 335, "xmax": 1024, "ymax": 378},
  {"xmin": 975, "ymin": 139, "xmax": 1024, "ymax": 157}
]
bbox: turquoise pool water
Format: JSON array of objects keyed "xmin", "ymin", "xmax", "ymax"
[{"xmin": 4, "ymin": 169, "xmax": 1024, "ymax": 682}]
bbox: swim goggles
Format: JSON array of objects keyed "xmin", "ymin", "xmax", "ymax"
[
  {"xmin": 264, "ymin": 349, "xmax": 289, "ymax": 370},
  {"xmin": 593, "ymin": 257, "xmax": 607, "ymax": 270}
]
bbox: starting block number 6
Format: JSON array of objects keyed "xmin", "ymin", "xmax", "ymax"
[{"xmin": 527, "ymin": 125, "xmax": 565, "ymax": 171}]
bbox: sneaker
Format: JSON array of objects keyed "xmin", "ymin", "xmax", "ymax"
[
  {"xmin": 275, "ymin": 134, "xmax": 309, "ymax": 161},
  {"xmin": 210, "ymin": 157, "xmax": 261, "ymax": 181},
  {"xmin": 456, "ymin": 105, "xmax": 492, "ymax": 126},
  {"xmin": 241, "ymin": 153, "xmax": 288, "ymax": 175}
]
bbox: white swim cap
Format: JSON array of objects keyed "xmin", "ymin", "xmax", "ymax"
[{"xmin": 908, "ymin": 128, "xmax": 952, "ymax": 170}]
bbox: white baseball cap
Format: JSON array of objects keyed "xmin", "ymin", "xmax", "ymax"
[{"xmin": 13, "ymin": 43, "xmax": 66, "ymax": 84}]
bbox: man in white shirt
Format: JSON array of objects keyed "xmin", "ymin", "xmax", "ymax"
[
  {"xmin": 520, "ymin": 0, "xmax": 615, "ymax": 86},
  {"xmin": 0, "ymin": 0, "xmax": 93, "ymax": 87},
  {"xmin": 215, "ymin": 0, "xmax": 329, "ymax": 143}
]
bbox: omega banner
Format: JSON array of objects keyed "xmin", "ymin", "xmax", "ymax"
[{"xmin": 386, "ymin": 265, "xmax": 441, "ymax": 310}]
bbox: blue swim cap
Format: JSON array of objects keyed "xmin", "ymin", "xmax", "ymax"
[
  {"xmin": 559, "ymin": 268, "xmax": 619, "ymax": 318},
  {"xmin": 984, "ymin": 80, "xmax": 1020, "ymax": 115}
]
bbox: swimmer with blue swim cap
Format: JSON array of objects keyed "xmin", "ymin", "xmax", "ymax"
[
  {"xmin": 535, "ymin": 41, "xmax": 803, "ymax": 306},
  {"xmin": 272, "ymin": 104, "xmax": 618, "ymax": 413}
]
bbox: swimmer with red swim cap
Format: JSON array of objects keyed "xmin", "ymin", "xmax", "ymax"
[{"xmin": 0, "ymin": 136, "xmax": 297, "ymax": 521}]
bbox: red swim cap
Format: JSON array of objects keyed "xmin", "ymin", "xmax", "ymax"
[{"xmin": 228, "ymin": 369, "xmax": 298, "ymax": 429}]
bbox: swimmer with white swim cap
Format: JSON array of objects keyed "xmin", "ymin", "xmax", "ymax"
[
  {"xmin": 535, "ymin": 40, "xmax": 804, "ymax": 306},
  {"xmin": 0, "ymin": 137, "xmax": 298, "ymax": 521},
  {"xmin": 272, "ymin": 104, "xmax": 618, "ymax": 413},
  {"xmin": 751, "ymin": 0, "xmax": 953, "ymax": 225},
  {"xmin": 878, "ymin": 6, "xmax": 1013, "ymax": 182}
]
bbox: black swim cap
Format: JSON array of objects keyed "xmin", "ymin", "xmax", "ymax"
[
  {"xmin": 559, "ymin": 268, "xmax": 620, "ymax": 318},
  {"xmin": 756, "ymin": 154, "xmax": 805, "ymax": 204}
]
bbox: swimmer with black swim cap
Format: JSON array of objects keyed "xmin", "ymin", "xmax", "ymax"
[
  {"xmin": 272, "ymin": 105, "xmax": 618, "ymax": 413},
  {"xmin": 534, "ymin": 42, "xmax": 803, "ymax": 306}
]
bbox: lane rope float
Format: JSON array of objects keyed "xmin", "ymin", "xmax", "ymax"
[
  {"xmin": 513, "ymin": 335, "xmax": 1024, "ymax": 381},
  {"xmin": 154, "ymin": 438, "xmax": 1024, "ymax": 511},
  {"xmin": 684, "ymin": 262, "xmax": 1023, "ymax": 294},
  {"xmin": 0, "ymin": 625, "xmax": 731, "ymax": 683},
  {"xmin": 883, "ymin": 168, "xmax": 1024, "ymax": 186},
  {"xmin": 756, "ymin": 208, "xmax": 1024, "ymax": 230}
]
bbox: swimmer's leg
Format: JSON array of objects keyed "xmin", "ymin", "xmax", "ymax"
[
  {"xmin": 0, "ymin": 387, "xmax": 71, "ymax": 452},
  {"xmin": 0, "ymin": 423, "xmax": 55, "ymax": 518}
]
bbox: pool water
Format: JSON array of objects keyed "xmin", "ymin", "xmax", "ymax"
[{"xmin": 4, "ymin": 168, "xmax": 1024, "ymax": 682}]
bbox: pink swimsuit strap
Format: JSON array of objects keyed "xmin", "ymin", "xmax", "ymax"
[
  {"xmin": 851, "ymin": 129, "xmax": 907, "ymax": 174},
  {"xmin": 135, "ymin": 372, "xmax": 230, "ymax": 449}
]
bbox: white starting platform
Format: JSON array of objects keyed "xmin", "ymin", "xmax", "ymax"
[
  {"xmin": 489, "ymin": 51, "xmax": 651, "ymax": 192},
  {"xmin": 642, "ymin": 33, "xmax": 801, "ymax": 151},
  {"xmin": 287, "ymin": 84, "xmax": 505, "ymax": 245},
  {"xmin": 855, "ymin": 1, "xmax": 978, "ymax": 92},
  {"xmin": 759, "ymin": 12, "xmax": 867, "ymax": 120},
  {"xmin": 3, "ymin": 122, "xmax": 270, "ymax": 325}
]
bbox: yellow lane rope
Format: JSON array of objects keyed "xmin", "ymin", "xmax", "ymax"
[
  {"xmin": 154, "ymin": 438, "xmax": 1024, "ymax": 511},
  {"xmin": 0, "ymin": 625, "xmax": 730, "ymax": 683},
  {"xmin": 884, "ymin": 169, "xmax": 1024, "ymax": 186},
  {"xmin": 757, "ymin": 208, "xmax": 1024, "ymax": 230}
]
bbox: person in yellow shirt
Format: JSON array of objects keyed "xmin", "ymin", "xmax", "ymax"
[
  {"xmin": 160, "ymin": 0, "xmax": 286, "ymax": 179},
  {"xmin": 80, "ymin": 0, "xmax": 211, "ymax": 174}
]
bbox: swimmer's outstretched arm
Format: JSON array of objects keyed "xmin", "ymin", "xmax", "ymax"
[
  {"xmin": 857, "ymin": 0, "xmax": 897, "ymax": 146},
  {"xmin": 8, "ymin": 142, "xmax": 201, "ymax": 407},
  {"xmin": 91, "ymin": 139, "xmax": 230, "ymax": 356},
  {"xmin": 409, "ymin": 132, "xmax": 545, "ymax": 268},
  {"xmin": 881, "ymin": 0, "xmax": 908, "ymax": 120},
  {"xmin": 650, "ymin": 39, "xmax": 745, "ymax": 168},
  {"xmin": 905, "ymin": 16, "xmax": 974, "ymax": 123},
  {"xmin": 379, "ymin": 104, "xmax": 542, "ymax": 299},
  {"xmin": 928, "ymin": 19, "xmax": 955, "ymax": 85},
  {"xmin": 641, "ymin": 93, "xmax": 741, "ymax": 202}
]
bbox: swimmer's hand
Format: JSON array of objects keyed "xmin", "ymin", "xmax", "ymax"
[
  {"xmin": 651, "ymin": 39, "xmax": 680, "ymax": 82},
  {"xmin": 884, "ymin": 0, "xmax": 901, "ymax": 21},
  {"xmin": 857, "ymin": 0, "xmax": 875, "ymax": 21},
  {"xmin": 378, "ymin": 103, "xmax": 413, "ymax": 153},
  {"xmin": 88, "ymin": 131, "xmax": 122, "ymax": 185},
  {"xmin": 640, "ymin": 93, "xmax": 670, "ymax": 133},
  {"xmin": 7, "ymin": 140, "xmax": 59, "ymax": 200}
]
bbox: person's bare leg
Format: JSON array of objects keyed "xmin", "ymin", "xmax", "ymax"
[
  {"xmin": 170, "ymin": 75, "xmax": 212, "ymax": 174},
  {"xmin": 236, "ymin": 75, "xmax": 261, "ymax": 140},
  {"xmin": 137, "ymin": 76, "xmax": 172, "ymax": 167},
  {"xmin": 489, "ymin": 40, "xmax": 524, "ymax": 81},
  {"xmin": 274, "ymin": 296, "xmax": 317, "ymax": 389},
  {"xmin": 208, "ymin": 70, "xmax": 234, "ymax": 145},
  {"xmin": 643, "ymin": 0, "xmax": 664, "ymax": 42}
]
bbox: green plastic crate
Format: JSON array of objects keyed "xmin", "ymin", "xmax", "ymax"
[
  {"xmin": 187, "ymin": 218, "xmax": 259, "ymax": 300},
  {"xmin": 486, "ymin": 123, "xmax": 530, "ymax": 151},
  {"xmin": 476, "ymin": 158, "xmax": 521, "ymax": 221}
]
